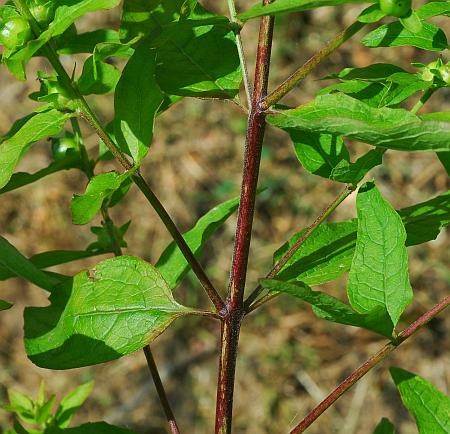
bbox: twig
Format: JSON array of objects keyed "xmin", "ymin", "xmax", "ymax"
[
  {"xmin": 245, "ymin": 185, "xmax": 354, "ymax": 312},
  {"xmin": 215, "ymin": 1, "xmax": 275, "ymax": 431},
  {"xmin": 261, "ymin": 21, "xmax": 366, "ymax": 109},
  {"xmin": 227, "ymin": 0, "xmax": 252, "ymax": 108},
  {"xmin": 143, "ymin": 346, "xmax": 181, "ymax": 434},
  {"xmin": 289, "ymin": 294, "xmax": 450, "ymax": 434}
]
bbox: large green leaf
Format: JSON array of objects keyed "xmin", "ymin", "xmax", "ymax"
[
  {"xmin": 114, "ymin": 45, "xmax": 164, "ymax": 163},
  {"xmin": 373, "ymin": 418, "xmax": 396, "ymax": 434},
  {"xmin": 416, "ymin": 1, "xmax": 450, "ymax": 19},
  {"xmin": 261, "ymin": 280, "xmax": 393, "ymax": 337},
  {"xmin": 267, "ymin": 93, "xmax": 450, "ymax": 151},
  {"xmin": 0, "ymin": 111, "xmax": 71, "ymax": 189},
  {"xmin": 390, "ymin": 367, "xmax": 450, "ymax": 434},
  {"xmin": 71, "ymin": 172, "xmax": 132, "ymax": 225},
  {"xmin": 239, "ymin": 0, "xmax": 367, "ymax": 21},
  {"xmin": 156, "ymin": 196, "xmax": 240, "ymax": 289},
  {"xmin": 44, "ymin": 422, "xmax": 137, "ymax": 434},
  {"xmin": 348, "ymin": 182, "xmax": 412, "ymax": 326},
  {"xmin": 362, "ymin": 22, "xmax": 448, "ymax": 51},
  {"xmin": 273, "ymin": 189, "xmax": 450, "ymax": 286},
  {"xmin": 0, "ymin": 236, "xmax": 62, "ymax": 291},
  {"xmin": 24, "ymin": 256, "xmax": 194, "ymax": 369},
  {"xmin": 77, "ymin": 57, "xmax": 121, "ymax": 95},
  {"xmin": 149, "ymin": 21, "xmax": 242, "ymax": 99}
]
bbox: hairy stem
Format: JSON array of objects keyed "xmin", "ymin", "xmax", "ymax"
[
  {"xmin": 17, "ymin": 1, "xmax": 224, "ymax": 312},
  {"xmin": 290, "ymin": 294, "xmax": 450, "ymax": 434},
  {"xmin": 143, "ymin": 346, "xmax": 181, "ymax": 434},
  {"xmin": 227, "ymin": 0, "xmax": 252, "ymax": 108},
  {"xmin": 245, "ymin": 185, "xmax": 354, "ymax": 312},
  {"xmin": 411, "ymin": 87, "xmax": 436, "ymax": 114},
  {"xmin": 261, "ymin": 21, "xmax": 366, "ymax": 109},
  {"xmin": 215, "ymin": 3, "xmax": 275, "ymax": 432}
]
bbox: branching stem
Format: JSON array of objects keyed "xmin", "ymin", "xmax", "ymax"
[
  {"xmin": 290, "ymin": 294, "xmax": 450, "ymax": 434},
  {"xmin": 245, "ymin": 185, "xmax": 354, "ymax": 312},
  {"xmin": 261, "ymin": 21, "xmax": 366, "ymax": 109}
]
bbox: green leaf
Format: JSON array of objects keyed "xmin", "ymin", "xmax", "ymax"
[
  {"xmin": 267, "ymin": 93, "xmax": 450, "ymax": 151},
  {"xmin": 273, "ymin": 189, "xmax": 450, "ymax": 286},
  {"xmin": 114, "ymin": 45, "xmax": 164, "ymax": 163},
  {"xmin": 239, "ymin": 0, "xmax": 366, "ymax": 21},
  {"xmin": 88, "ymin": 221, "xmax": 130, "ymax": 252},
  {"xmin": 0, "ymin": 300, "xmax": 13, "ymax": 311},
  {"xmin": 24, "ymin": 256, "xmax": 195, "ymax": 369},
  {"xmin": 348, "ymin": 182, "xmax": 412, "ymax": 326},
  {"xmin": 44, "ymin": 422, "xmax": 137, "ymax": 434},
  {"xmin": 0, "ymin": 236, "xmax": 62, "ymax": 291},
  {"xmin": 77, "ymin": 57, "xmax": 121, "ymax": 95},
  {"xmin": 49, "ymin": 0, "xmax": 122, "ymax": 37},
  {"xmin": 416, "ymin": 1, "xmax": 450, "ymax": 20},
  {"xmin": 0, "ymin": 152, "xmax": 83, "ymax": 195},
  {"xmin": 0, "ymin": 111, "xmax": 71, "ymax": 189},
  {"xmin": 156, "ymin": 196, "xmax": 240, "ymax": 289},
  {"xmin": 290, "ymin": 132, "xmax": 349, "ymax": 179},
  {"xmin": 358, "ymin": 4, "xmax": 386, "ymax": 23},
  {"xmin": 390, "ymin": 367, "xmax": 450, "ymax": 434},
  {"xmin": 71, "ymin": 172, "xmax": 132, "ymax": 225},
  {"xmin": 149, "ymin": 21, "xmax": 242, "ymax": 99},
  {"xmin": 261, "ymin": 279, "xmax": 394, "ymax": 337},
  {"xmin": 57, "ymin": 30, "xmax": 121, "ymax": 55},
  {"xmin": 55, "ymin": 382, "xmax": 94, "ymax": 428},
  {"xmin": 373, "ymin": 418, "xmax": 396, "ymax": 434},
  {"xmin": 400, "ymin": 189, "xmax": 450, "ymax": 246},
  {"xmin": 0, "ymin": 249, "xmax": 113, "ymax": 282},
  {"xmin": 361, "ymin": 21, "xmax": 448, "ymax": 51},
  {"xmin": 331, "ymin": 148, "xmax": 384, "ymax": 184}
]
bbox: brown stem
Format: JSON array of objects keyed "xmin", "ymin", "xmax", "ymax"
[
  {"xmin": 143, "ymin": 346, "xmax": 181, "ymax": 434},
  {"xmin": 290, "ymin": 294, "xmax": 450, "ymax": 434},
  {"xmin": 215, "ymin": 4, "xmax": 275, "ymax": 432},
  {"xmin": 245, "ymin": 185, "xmax": 353, "ymax": 312},
  {"xmin": 261, "ymin": 21, "xmax": 366, "ymax": 109}
]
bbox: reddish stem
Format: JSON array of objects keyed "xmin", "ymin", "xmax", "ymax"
[
  {"xmin": 214, "ymin": 3, "xmax": 275, "ymax": 432},
  {"xmin": 290, "ymin": 294, "xmax": 450, "ymax": 434}
]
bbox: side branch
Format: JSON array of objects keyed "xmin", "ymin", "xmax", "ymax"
[
  {"xmin": 290, "ymin": 294, "xmax": 450, "ymax": 434},
  {"xmin": 261, "ymin": 21, "xmax": 366, "ymax": 109},
  {"xmin": 245, "ymin": 185, "xmax": 354, "ymax": 312}
]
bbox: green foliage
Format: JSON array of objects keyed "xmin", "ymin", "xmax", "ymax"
[
  {"xmin": 261, "ymin": 279, "xmax": 394, "ymax": 337},
  {"xmin": 268, "ymin": 93, "xmax": 450, "ymax": 151},
  {"xmin": 114, "ymin": 45, "xmax": 164, "ymax": 162},
  {"xmin": 0, "ymin": 110, "xmax": 71, "ymax": 189},
  {"xmin": 390, "ymin": 367, "xmax": 450, "ymax": 433},
  {"xmin": 347, "ymin": 182, "xmax": 412, "ymax": 327},
  {"xmin": 24, "ymin": 256, "xmax": 195, "ymax": 368}
]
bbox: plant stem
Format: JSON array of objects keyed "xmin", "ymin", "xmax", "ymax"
[
  {"xmin": 17, "ymin": 2, "xmax": 225, "ymax": 312},
  {"xmin": 261, "ymin": 21, "xmax": 366, "ymax": 109},
  {"xmin": 411, "ymin": 87, "xmax": 436, "ymax": 114},
  {"xmin": 290, "ymin": 294, "xmax": 450, "ymax": 434},
  {"xmin": 143, "ymin": 346, "xmax": 181, "ymax": 434},
  {"xmin": 215, "ymin": 4, "xmax": 275, "ymax": 432},
  {"xmin": 245, "ymin": 185, "xmax": 354, "ymax": 312},
  {"xmin": 227, "ymin": 0, "xmax": 252, "ymax": 108}
]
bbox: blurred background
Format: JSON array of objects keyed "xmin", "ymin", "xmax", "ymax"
[{"xmin": 0, "ymin": 0, "xmax": 449, "ymax": 433}]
